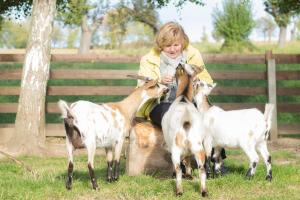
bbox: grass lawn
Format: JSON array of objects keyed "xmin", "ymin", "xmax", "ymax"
[{"xmin": 0, "ymin": 145, "xmax": 299, "ymax": 200}]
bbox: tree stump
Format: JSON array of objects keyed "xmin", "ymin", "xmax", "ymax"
[{"xmin": 126, "ymin": 120, "xmax": 173, "ymax": 176}]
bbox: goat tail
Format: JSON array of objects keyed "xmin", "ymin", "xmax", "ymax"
[
  {"xmin": 264, "ymin": 103, "xmax": 274, "ymax": 138},
  {"xmin": 57, "ymin": 100, "xmax": 72, "ymax": 119},
  {"xmin": 181, "ymin": 107, "xmax": 192, "ymax": 132}
]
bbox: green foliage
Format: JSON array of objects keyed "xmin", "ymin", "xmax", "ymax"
[
  {"xmin": 66, "ymin": 28, "xmax": 80, "ymax": 48},
  {"xmin": 0, "ymin": 20, "xmax": 29, "ymax": 48},
  {"xmin": 264, "ymin": 0, "xmax": 295, "ymax": 27},
  {"xmin": 103, "ymin": 7, "xmax": 130, "ymax": 49},
  {"xmin": 57, "ymin": 0, "xmax": 91, "ymax": 26},
  {"xmin": 122, "ymin": 0, "xmax": 160, "ymax": 34},
  {"xmin": 149, "ymin": 0, "xmax": 204, "ymax": 8},
  {"xmin": 212, "ymin": 0, "xmax": 255, "ymax": 52},
  {"xmin": 264, "ymin": 0, "xmax": 300, "ymax": 17}
]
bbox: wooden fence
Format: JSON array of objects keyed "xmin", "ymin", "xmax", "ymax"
[{"xmin": 0, "ymin": 51, "xmax": 299, "ymax": 142}]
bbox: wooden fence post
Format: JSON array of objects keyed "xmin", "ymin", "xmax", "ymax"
[{"xmin": 266, "ymin": 51, "xmax": 278, "ymax": 140}]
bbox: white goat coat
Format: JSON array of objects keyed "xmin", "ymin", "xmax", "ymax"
[
  {"xmin": 162, "ymin": 97, "xmax": 205, "ymax": 155},
  {"xmin": 204, "ymin": 106, "xmax": 268, "ymax": 149},
  {"xmin": 67, "ymin": 100, "xmax": 126, "ymax": 148}
]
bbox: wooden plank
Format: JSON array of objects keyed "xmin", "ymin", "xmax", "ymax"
[
  {"xmin": 0, "ymin": 87, "xmax": 20, "ymax": 95},
  {"xmin": 277, "ymin": 87, "xmax": 300, "ymax": 95},
  {"xmin": 0, "ymin": 53, "xmax": 266, "ymax": 64},
  {"xmin": 212, "ymin": 86, "xmax": 267, "ymax": 95},
  {"xmin": 0, "ymin": 70, "xmax": 22, "ymax": 80},
  {"xmin": 274, "ymin": 54, "xmax": 300, "ymax": 64},
  {"xmin": 267, "ymin": 59, "xmax": 278, "ymax": 140},
  {"xmin": 0, "ymin": 86, "xmax": 268, "ymax": 96},
  {"xmin": 0, "ymin": 54, "xmax": 24, "ymax": 62},
  {"xmin": 277, "ymin": 71, "xmax": 300, "ymax": 80},
  {"xmin": 210, "ymin": 71, "xmax": 266, "ymax": 80},
  {"xmin": 51, "ymin": 54, "xmax": 141, "ymax": 62},
  {"xmin": 50, "ymin": 69, "xmax": 137, "ymax": 79},
  {"xmin": 1, "ymin": 53, "xmax": 299, "ymax": 64},
  {"xmin": 47, "ymin": 86, "xmax": 134, "ymax": 95},
  {"xmin": 203, "ymin": 54, "xmax": 265, "ymax": 64}
]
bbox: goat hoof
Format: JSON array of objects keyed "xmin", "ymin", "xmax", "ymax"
[
  {"xmin": 92, "ymin": 183, "xmax": 98, "ymax": 190},
  {"xmin": 107, "ymin": 177, "xmax": 113, "ymax": 183},
  {"xmin": 201, "ymin": 190, "xmax": 208, "ymax": 197},
  {"xmin": 66, "ymin": 181, "xmax": 72, "ymax": 190},
  {"xmin": 265, "ymin": 174, "xmax": 272, "ymax": 182},
  {"xmin": 65, "ymin": 184, "xmax": 72, "ymax": 190},
  {"xmin": 176, "ymin": 191, "xmax": 183, "ymax": 196},
  {"xmin": 113, "ymin": 176, "xmax": 119, "ymax": 182}
]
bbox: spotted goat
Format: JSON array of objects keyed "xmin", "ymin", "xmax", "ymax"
[
  {"xmin": 58, "ymin": 80, "xmax": 168, "ymax": 190},
  {"xmin": 193, "ymin": 79, "xmax": 274, "ymax": 181},
  {"xmin": 162, "ymin": 64, "xmax": 208, "ymax": 197}
]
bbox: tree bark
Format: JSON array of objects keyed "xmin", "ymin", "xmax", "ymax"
[
  {"xmin": 78, "ymin": 15, "xmax": 96, "ymax": 54},
  {"xmin": 6, "ymin": 0, "xmax": 56, "ymax": 155},
  {"xmin": 278, "ymin": 26, "xmax": 287, "ymax": 48}
]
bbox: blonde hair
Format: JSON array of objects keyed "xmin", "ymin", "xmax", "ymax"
[{"xmin": 154, "ymin": 22, "xmax": 189, "ymax": 53}]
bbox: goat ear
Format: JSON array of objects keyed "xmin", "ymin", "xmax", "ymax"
[
  {"xmin": 190, "ymin": 64, "xmax": 204, "ymax": 77},
  {"xmin": 127, "ymin": 74, "xmax": 152, "ymax": 81}
]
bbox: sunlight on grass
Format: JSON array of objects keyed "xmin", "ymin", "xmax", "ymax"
[{"xmin": 0, "ymin": 148, "xmax": 299, "ymax": 200}]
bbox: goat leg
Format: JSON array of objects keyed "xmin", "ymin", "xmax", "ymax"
[
  {"xmin": 113, "ymin": 160, "xmax": 120, "ymax": 181},
  {"xmin": 66, "ymin": 161, "xmax": 73, "ymax": 190},
  {"xmin": 107, "ymin": 161, "xmax": 113, "ymax": 182}
]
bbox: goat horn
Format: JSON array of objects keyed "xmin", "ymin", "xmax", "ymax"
[{"xmin": 126, "ymin": 74, "xmax": 152, "ymax": 81}]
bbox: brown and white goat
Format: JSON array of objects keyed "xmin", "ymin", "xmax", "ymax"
[
  {"xmin": 58, "ymin": 80, "xmax": 168, "ymax": 190},
  {"xmin": 161, "ymin": 64, "xmax": 208, "ymax": 197}
]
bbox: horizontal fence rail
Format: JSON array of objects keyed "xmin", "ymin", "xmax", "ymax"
[
  {"xmin": 0, "ymin": 52, "xmax": 299, "ymax": 140},
  {"xmin": 1, "ymin": 53, "xmax": 300, "ymax": 64}
]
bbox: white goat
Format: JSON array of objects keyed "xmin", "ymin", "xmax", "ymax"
[
  {"xmin": 162, "ymin": 65, "xmax": 208, "ymax": 197},
  {"xmin": 193, "ymin": 80, "xmax": 274, "ymax": 181},
  {"xmin": 58, "ymin": 80, "xmax": 168, "ymax": 190}
]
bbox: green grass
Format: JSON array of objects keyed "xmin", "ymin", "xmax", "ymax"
[{"xmin": 0, "ymin": 148, "xmax": 299, "ymax": 200}]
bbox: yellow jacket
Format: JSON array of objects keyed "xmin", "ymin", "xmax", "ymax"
[
  {"xmin": 138, "ymin": 44, "xmax": 213, "ymax": 84},
  {"xmin": 136, "ymin": 45, "xmax": 213, "ymax": 119}
]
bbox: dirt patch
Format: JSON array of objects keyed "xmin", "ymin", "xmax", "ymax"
[{"xmin": 268, "ymin": 138, "xmax": 300, "ymax": 153}]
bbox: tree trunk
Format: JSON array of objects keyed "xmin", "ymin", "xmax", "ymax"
[
  {"xmin": 278, "ymin": 26, "xmax": 287, "ymax": 48},
  {"xmin": 6, "ymin": 0, "xmax": 56, "ymax": 155},
  {"xmin": 78, "ymin": 15, "xmax": 93, "ymax": 54},
  {"xmin": 267, "ymin": 30, "xmax": 272, "ymax": 42}
]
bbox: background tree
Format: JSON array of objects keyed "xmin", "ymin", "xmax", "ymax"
[
  {"xmin": 200, "ymin": 26, "xmax": 208, "ymax": 43},
  {"xmin": 212, "ymin": 0, "xmax": 255, "ymax": 52},
  {"xmin": 4, "ymin": 0, "xmax": 57, "ymax": 155},
  {"xmin": 121, "ymin": 0, "xmax": 160, "ymax": 35},
  {"xmin": 57, "ymin": 0, "xmax": 109, "ymax": 54},
  {"xmin": 103, "ymin": 7, "xmax": 130, "ymax": 49},
  {"xmin": 256, "ymin": 16, "xmax": 276, "ymax": 42},
  {"xmin": 66, "ymin": 28, "xmax": 80, "ymax": 48},
  {"xmin": 0, "ymin": 20, "xmax": 29, "ymax": 48},
  {"xmin": 263, "ymin": 0, "xmax": 298, "ymax": 47}
]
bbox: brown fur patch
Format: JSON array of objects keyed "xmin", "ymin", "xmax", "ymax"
[
  {"xmin": 196, "ymin": 151, "xmax": 206, "ymax": 164},
  {"xmin": 175, "ymin": 66, "xmax": 194, "ymax": 102},
  {"xmin": 134, "ymin": 122, "xmax": 161, "ymax": 148},
  {"xmin": 175, "ymin": 132, "xmax": 185, "ymax": 148}
]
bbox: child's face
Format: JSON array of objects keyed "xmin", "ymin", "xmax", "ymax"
[{"xmin": 162, "ymin": 41, "xmax": 182, "ymax": 59}]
